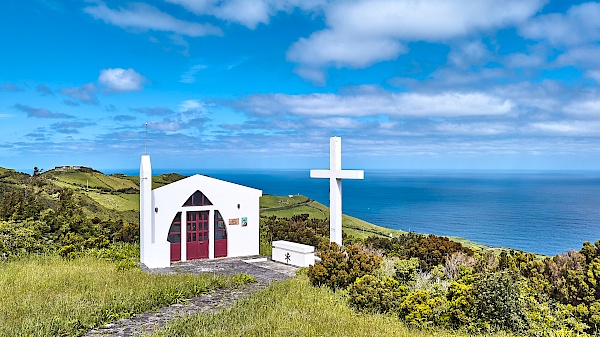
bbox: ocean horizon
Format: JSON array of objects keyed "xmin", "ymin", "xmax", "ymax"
[{"xmin": 105, "ymin": 168, "xmax": 600, "ymax": 256}]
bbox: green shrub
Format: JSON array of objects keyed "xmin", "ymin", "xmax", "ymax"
[
  {"xmin": 308, "ymin": 243, "xmax": 382, "ymax": 290},
  {"xmin": 398, "ymin": 289, "xmax": 450, "ymax": 327},
  {"xmin": 348, "ymin": 275, "xmax": 407, "ymax": 313},
  {"xmin": 394, "ymin": 258, "xmax": 420, "ymax": 286},
  {"xmin": 472, "ymin": 271, "xmax": 528, "ymax": 333}
]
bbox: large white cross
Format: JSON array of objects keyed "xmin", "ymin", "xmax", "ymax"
[{"xmin": 310, "ymin": 137, "xmax": 364, "ymax": 245}]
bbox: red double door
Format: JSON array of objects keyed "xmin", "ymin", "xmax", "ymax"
[
  {"xmin": 185, "ymin": 211, "xmax": 209, "ymax": 259},
  {"xmin": 168, "ymin": 210, "xmax": 227, "ymax": 261}
]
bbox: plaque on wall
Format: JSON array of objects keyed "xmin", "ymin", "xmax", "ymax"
[{"xmin": 228, "ymin": 218, "xmax": 239, "ymax": 225}]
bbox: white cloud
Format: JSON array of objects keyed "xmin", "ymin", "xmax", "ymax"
[
  {"xmin": 287, "ymin": 0, "xmax": 545, "ymax": 79},
  {"xmin": 165, "ymin": 0, "xmax": 328, "ymax": 29},
  {"xmin": 288, "ymin": 31, "xmax": 405, "ymax": 68},
  {"xmin": 528, "ymin": 121, "xmax": 600, "ymax": 136},
  {"xmin": 448, "ymin": 41, "xmax": 490, "ymax": 68},
  {"xmin": 434, "ymin": 121, "xmax": 513, "ymax": 136},
  {"xmin": 148, "ymin": 120, "xmax": 181, "ymax": 131},
  {"xmin": 554, "ymin": 46, "xmax": 600, "ymax": 68},
  {"xmin": 586, "ymin": 70, "xmax": 600, "ymax": 83},
  {"xmin": 232, "ymin": 91, "xmax": 514, "ymax": 118},
  {"xmin": 504, "ymin": 52, "xmax": 546, "ymax": 68},
  {"xmin": 520, "ymin": 2, "xmax": 600, "ymax": 46},
  {"xmin": 179, "ymin": 99, "xmax": 205, "ymax": 112},
  {"xmin": 563, "ymin": 100, "xmax": 600, "ymax": 118},
  {"xmin": 307, "ymin": 117, "xmax": 364, "ymax": 129},
  {"xmin": 84, "ymin": 2, "xmax": 222, "ymax": 37},
  {"xmin": 98, "ymin": 68, "xmax": 146, "ymax": 92},
  {"xmin": 180, "ymin": 65, "xmax": 207, "ymax": 84},
  {"xmin": 60, "ymin": 83, "xmax": 98, "ymax": 104}
]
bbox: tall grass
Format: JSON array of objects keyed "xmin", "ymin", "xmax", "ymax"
[
  {"xmin": 0, "ymin": 255, "xmax": 251, "ymax": 337},
  {"xmin": 150, "ymin": 274, "xmax": 510, "ymax": 337}
]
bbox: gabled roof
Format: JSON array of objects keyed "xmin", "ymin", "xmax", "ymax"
[{"xmin": 154, "ymin": 174, "xmax": 262, "ymax": 195}]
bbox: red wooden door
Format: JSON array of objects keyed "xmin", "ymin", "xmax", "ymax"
[
  {"xmin": 168, "ymin": 212, "xmax": 182, "ymax": 261},
  {"xmin": 214, "ymin": 211, "xmax": 227, "ymax": 258},
  {"xmin": 186, "ymin": 211, "xmax": 209, "ymax": 259}
]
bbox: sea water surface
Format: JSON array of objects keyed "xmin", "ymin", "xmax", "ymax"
[{"xmin": 115, "ymin": 169, "xmax": 600, "ymax": 256}]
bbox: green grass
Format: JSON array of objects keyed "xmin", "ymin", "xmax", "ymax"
[
  {"xmin": 149, "ymin": 274, "xmax": 509, "ymax": 337},
  {"xmin": 0, "ymin": 254, "xmax": 253, "ymax": 337},
  {"xmin": 86, "ymin": 192, "xmax": 139, "ymax": 211},
  {"xmin": 260, "ymin": 197, "xmax": 405, "ymax": 239},
  {"xmin": 50, "ymin": 171, "xmax": 137, "ymax": 191},
  {"xmin": 260, "ymin": 194, "xmax": 309, "ymax": 209}
]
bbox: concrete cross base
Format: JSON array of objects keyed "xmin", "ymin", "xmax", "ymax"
[{"xmin": 272, "ymin": 240, "xmax": 315, "ymax": 267}]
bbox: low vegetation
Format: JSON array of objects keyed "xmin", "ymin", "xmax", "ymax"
[
  {"xmin": 306, "ymin": 239, "xmax": 600, "ymax": 336},
  {"xmin": 0, "ymin": 253, "xmax": 254, "ymax": 337},
  {"xmin": 149, "ymin": 273, "xmax": 506, "ymax": 337}
]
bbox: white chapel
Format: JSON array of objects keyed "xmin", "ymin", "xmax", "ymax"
[{"xmin": 139, "ymin": 155, "xmax": 262, "ymax": 269}]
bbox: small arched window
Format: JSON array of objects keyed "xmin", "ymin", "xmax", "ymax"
[{"xmin": 183, "ymin": 190, "xmax": 213, "ymax": 207}]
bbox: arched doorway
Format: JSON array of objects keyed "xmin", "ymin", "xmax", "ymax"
[{"xmin": 167, "ymin": 190, "xmax": 227, "ymax": 261}]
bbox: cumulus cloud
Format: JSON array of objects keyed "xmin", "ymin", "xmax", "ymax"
[
  {"xmin": 287, "ymin": 0, "xmax": 545, "ymax": 80},
  {"xmin": 230, "ymin": 91, "xmax": 514, "ymax": 118},
  {"xmin": 98, "ymin": 68, "xmax": 146, "ymax": 92},
  {"xmin": 520, "ymin": 2, "xmax": 600, "ymax": 46},
  {"xmin": 84, "ymin": 2, "xmax": 222, "ymax": 37},
  {"xmin": 60, "ymin": 83, "xmax": 98, "ymax": 105},
  {"xmin": 14, "ymin": 104, "xmax": 73, "ymax": 119}
]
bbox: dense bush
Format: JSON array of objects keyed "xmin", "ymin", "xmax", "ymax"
[
  {"xmin": 348, "ymin": 275, "xmax": 407, "ymax": 313},
  {"xmin": 308, "ymin": 243, "xmax": 382, "ymax": 290},
  {"xmin": 472, "ymin": 271, "xmax": 527, "ymax": 332},
  {"xmin": 0, "ymin": 180, "xmax": 138, "ymax": 258},
  {"xmin": 261, "ymin": 214, "xmax": 330, "ymax": 247},
  {"xmin": 365, "ymin": 234, "xmax": 473, "ymax": 270},
  {"xmin": 301, "ymin": 230, "xmax": 600, "ymax": 335}
]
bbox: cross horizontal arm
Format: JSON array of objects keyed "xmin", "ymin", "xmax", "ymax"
[{"xmin": 310, "ymin": 169, "xmax": 364, "ymax": 180}]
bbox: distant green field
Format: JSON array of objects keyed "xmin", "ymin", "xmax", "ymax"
[
  {"xmin": 258, "ymin": 195, "xmax": 508, "ymax": 253},
  {"xmin": 50, "ymin": 171, "xmax": 137, "ymax": 191},
  {"xmin": 259, "ymin": 196, "xmax": 405, "ymax": 239},
  {"xmin": 260, "ymin": 194, "xmax": 309, "ymax": 209},
  {"xmin": 86, "ymin": 192, "xmax": 139, "ymax": 211}
]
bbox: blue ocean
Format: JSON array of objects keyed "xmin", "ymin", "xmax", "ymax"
[{"xmin": 112, "ymin": 169, "xmax": 600, "ymax": 256}]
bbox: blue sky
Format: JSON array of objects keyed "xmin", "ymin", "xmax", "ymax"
[{"xmin": 2, "ymin": 0, "xmax": 600, "ymax": 172}]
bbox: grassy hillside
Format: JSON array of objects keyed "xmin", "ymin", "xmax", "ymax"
[
  {"xmin": 151, "ymin": 273, "xmax": 508, "ymax": 337},
  {"xmin": 0, "ymin": 166, "xmax": 509, "ymax": 253}
]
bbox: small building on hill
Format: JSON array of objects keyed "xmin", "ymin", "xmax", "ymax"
[{"xmin": 139, "ymin": 155, "xmax": 262, "ymax": 269}]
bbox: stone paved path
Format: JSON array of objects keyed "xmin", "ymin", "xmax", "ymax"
[{"xmin": 84, "ymin": 257, "xmax": 298, "ymax": 337}]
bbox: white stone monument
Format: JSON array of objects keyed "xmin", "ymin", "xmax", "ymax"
[{"xmin": 310, "ymin": 137, "xmax": 364, "ymax": 245}]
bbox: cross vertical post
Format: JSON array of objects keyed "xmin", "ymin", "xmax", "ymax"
[{"xmin": 310, "ymin": 137, "xmax": 364, "ymax": 245}]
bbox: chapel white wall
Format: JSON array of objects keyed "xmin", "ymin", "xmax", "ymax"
[
  {"xmin": 139, "ymin": 155, "xmax": 170, "ymax": 269},
  {"xmin": 153, "ymin": 174, "xmax": 261, "ymax": 262}
]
